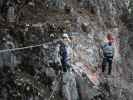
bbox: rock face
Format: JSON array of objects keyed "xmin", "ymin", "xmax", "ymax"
[
  {"xmin": 0, "ymin": 0, "xmax": 132, "ymax": 100},
  {"xmin": 62, "ymin": 71, "xmax": 79, "ymax": 100},
  {"xmin": 47, "ymin": 0, "xmax": 65, "ymax": 9}
]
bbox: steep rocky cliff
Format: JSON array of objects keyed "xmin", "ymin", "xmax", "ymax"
[{"xmin": 0, "ymin": 0, "xmax": 132, "ymax": 100}]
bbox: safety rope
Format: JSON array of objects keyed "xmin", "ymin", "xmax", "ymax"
[{"xmin": 0, "ymin": 39, "xmax": 60, "ymax": 53}]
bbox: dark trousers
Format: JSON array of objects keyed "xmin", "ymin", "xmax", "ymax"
[
  {"xmin": 102, "ymin": 56, "xmax": 113, "ymax": 75},
  {"xmin": 61, "ymin": 60, "xmax": 71, "ymax": 72}
]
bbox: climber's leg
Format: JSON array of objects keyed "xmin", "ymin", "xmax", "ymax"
[
  {"xmin": 62, "ymin": 64, "xmax": 67, "ymax": 72},
  {"xmin": 108, "ymin": 58, "xmax": 113, "ymax": 75},
  {"xmin": 102, "ymin": 58, "xmax": 107, "ymax": 73},
  {"xmin": 61, "ymin": 59, "xmax": 67, "ymax": 72},
  {"xmin": 61, "ymin": 59, "xmax": 71, "ymax": 72}
]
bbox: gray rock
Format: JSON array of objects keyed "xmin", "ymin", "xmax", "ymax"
[
  {"xmin": 7, "ymin": 6, "xmax": 15, "ymax": 22},
  {"xmin": 47, "ymin": 0, "xmax": 65, "ymax": 9},
  {"xmin": 62, "ymin": 71, "xmax": 79, "ymax": 100},
  {"xmin": 0, "ymin": 40, "xmax": 17, "ymax": 69},
  {"xmin": 75, "ymin": 73, "xmax": 101, "ymax": 100},
  {"xmin": 45, "ymin": 67, "xmax": 56, "ymax": 79}
]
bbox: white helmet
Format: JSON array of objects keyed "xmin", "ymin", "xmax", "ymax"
[
  {"xmin": 62, "ymin": 33, "xmax": 71, "ymax": 42},
  {"xmin": 62, "ymin": 33, "xmax": 69, "ymax": 38}
]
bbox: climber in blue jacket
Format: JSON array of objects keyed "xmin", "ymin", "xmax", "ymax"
[
  {"xmin": 59, "ymin": 33, "xmax": 71, "ymax": 72},
  {"xmin": 101, "ymin": 34, "xmax": 114, "ymax": 75}
]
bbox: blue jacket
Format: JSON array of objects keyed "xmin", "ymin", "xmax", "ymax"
[
  {"xmin": 59, "ymin": 42, "xmax": 68, "ymax": 65},
  {"xmin": 101, "ymin": 42, "xmax": 114, "ymax": 57}
]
